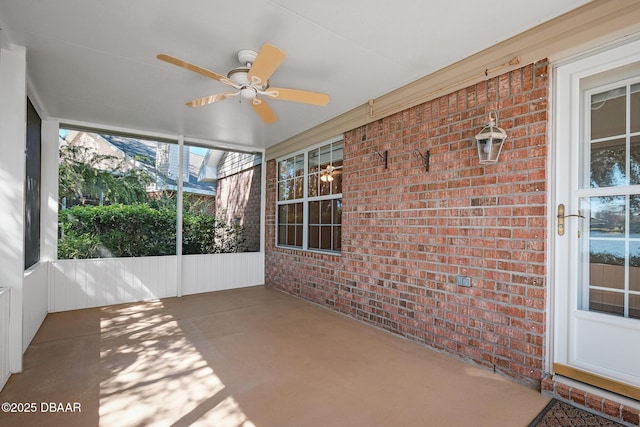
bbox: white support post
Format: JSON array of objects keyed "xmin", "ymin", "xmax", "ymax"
[
  {"xmin": 41, "ymin": 120, "xmax": 60, "ymax": 263},
  {"xmin": 176, "ymin": 135, "xmax": 184, "ymax": 297},
  {"xmin": 0, "ymin": 45, "xmax": 27, "ymax": 373}
]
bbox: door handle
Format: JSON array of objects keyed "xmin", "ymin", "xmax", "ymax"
[{"xmin": 557, "ymin": 204, "xmax": 584, "ymax": 236}]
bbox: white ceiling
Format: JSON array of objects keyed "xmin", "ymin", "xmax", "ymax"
[{"xmin": 0, "ymin": 0, "xmax": 591, "ymax": 151}]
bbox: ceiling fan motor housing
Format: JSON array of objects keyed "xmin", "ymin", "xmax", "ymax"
[{"xmin": 237, "ymin": 49, "xmax": 257, "ymax": 66}]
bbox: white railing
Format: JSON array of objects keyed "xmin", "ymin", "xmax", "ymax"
[
  {"xmin": 49, "ymin": 252, "xmax": 265, "ymax": 312},
  {"xmin": 50, "ymin": 256, "xmax": 179, "ymax": 312},
  {"xmin": 0, "ymin": 287, "xmax": 10, "ymax": 391},
  {"xmin": 23, "ymin": 264, "xmax": 48, "ymax": 351}
]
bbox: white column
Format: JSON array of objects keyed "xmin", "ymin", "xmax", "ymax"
[
  {"xmin": 176, "ymin": 135, "xmax": 184, "ymax": 297},
  {"xmin": 0, "ymin": 45, "xmax": 27, "ymax": 373},
  {"xmin": 41, "ymin": 120, "xmax": 59, "ymax": 263}
]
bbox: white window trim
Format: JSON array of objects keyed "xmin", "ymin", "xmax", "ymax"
[{"xmin": 276, "ymin": 136, "xmax": 343, "ymax": 254}]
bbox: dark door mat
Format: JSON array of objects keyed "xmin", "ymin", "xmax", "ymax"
[{"xmin": 529, "ymin": 399, "xmax": 623, "ymax": 426}]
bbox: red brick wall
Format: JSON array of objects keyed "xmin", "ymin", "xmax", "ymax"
[
  {"xmin": 216, "ymin": 164, "xmax": 262, "ymax": 252},
  {"xmin": 266, "ymin": 60, "xmax": 549, "ymax": 387}
]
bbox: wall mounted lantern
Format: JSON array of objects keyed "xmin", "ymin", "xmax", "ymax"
[{"xmin": 475, "ymin": 111, "xmax": 507, "ymax": 164}]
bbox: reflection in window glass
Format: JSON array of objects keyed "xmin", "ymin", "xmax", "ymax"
[
  {"xmin": 587, "ymin": 195, "xmax": 626, "ymax": 316},
  {"xmin": 590, "ymin": 139, "xmax": 626, "ymax": 188},
  {"xmin": 308, "ymin": 199, "xmax": 342, "ymax": 252},
  {"xmin": 584, "ymin": 79, "xmax": 640, "ymax": 319},
  {"xmin": 589, "ymin": 289, "xmax": 624, "ymax": 317},
  {"xmin": 591, "ymin": 87, "xmax": 626, "ymax": 140},
  {"xmin": 278, "ymin": 154, "xmax": 304, "ymax": 201},
  {"xmin": 630, "ymin": 294, "xmax": 640, "ymax": 319},
  {"xmin": 590, "ymin": 196, "xmax": 625, "ymax": 235},
  {"xmin": 586, "ymin": 193, "xmax": 640, "ymax": 317},
  {"xmin": 277, "ymin": 202, "xmax": 303, "ymax": 248},
  {"xmin": 589, "ymin": 83, "xmax": 640, "ymax": 188},
  {"xmin": 631, "ymin": 241, "xmax": 640, "ymax": 292},
  {"xmin": 631, "ymin": 136, "xmax": 640, "ymax": 185},
  {"xmin": 631, "ymin": 83, "xmax": 640, "ymax": 134},
  {"xmin": 308, "ymin": 142, "xmax": 343, "ymax": 198}
]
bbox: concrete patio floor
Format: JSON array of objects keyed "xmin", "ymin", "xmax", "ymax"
[{"xmin": 0, "ymin": 285, "xmax": 550, "ymax": 426}]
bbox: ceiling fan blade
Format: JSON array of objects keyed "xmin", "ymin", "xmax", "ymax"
[
  {"xmin": 247, "ymin": 44, "xmax": 286, "ymax": 86},
  {"xmin": 250, "ymin": 98, "xmax": 278, "ymax": 124},
  {"xmin": 263, "ymin": 87, "xmax": 330, "ymax": 106},
  {"xmin": 186, "ymin": 92, "xmax": 238, "ymax": 107},
  {"xmin": 157, "ymin": 54, "xmax": 237, "ymax": 87}
]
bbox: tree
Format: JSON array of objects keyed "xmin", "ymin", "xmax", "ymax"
[{"xmin": 58, "ymin": 143, "xmax": 152, "ymax": 208}]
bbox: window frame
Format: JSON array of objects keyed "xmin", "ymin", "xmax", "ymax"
[{"xmin": 276, "ymin": 136, "xmax": 343, "ymax": 253}]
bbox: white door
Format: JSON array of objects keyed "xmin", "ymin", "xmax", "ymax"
[{"xmin": 554, "ymin": 38, "xmax": 640, "ymax": 394}]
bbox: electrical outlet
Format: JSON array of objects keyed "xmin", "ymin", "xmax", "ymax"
[{"xmin": 455, "ymin": 275, "xmax": 471, "ymax": 287}]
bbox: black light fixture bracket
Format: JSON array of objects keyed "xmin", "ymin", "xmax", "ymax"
[
  {"xmin": 373, "ymin": 149, "xmax": 388, "ymax": 169},
  {"xmin": 414, "ymin": 149, "xmax": 430, "ymax": 172}
]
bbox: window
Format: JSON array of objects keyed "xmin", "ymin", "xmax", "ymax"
[
  {"xmin": 25, "ymin": 98, "xmax": 41, "ymax": 269},
  {"xmin": 277, "ymin": 138, "xmax": 343, "ymax": 252},
  {"xmin": 582, "ymin": 78, "xmax": 640, "ymax": 319}
]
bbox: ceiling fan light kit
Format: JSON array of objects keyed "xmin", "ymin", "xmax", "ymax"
[{"xmin": 157, "ymin": 43, "xmax": 329, "ymax": 124}]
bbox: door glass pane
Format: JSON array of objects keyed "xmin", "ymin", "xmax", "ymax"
[
  {"xmin": 590, "ymin": 138, "xmax": 626, "ymax": 188},
  {"xmin": 630, "ymin": 294, "xmax": 640, "ymax": 319},
  {"xmin": 590, "ymin": 196, "xmax": 625, "ymax": 235},
  {"xmin": 631, "ymin": 135, "xmax": 640, "ymax": 185},
  {"xmin": 591, "ymin": 87, "xmax": 626, "ymax": 140},
  {"xmin": 589, "ymin": 240, "xmax": 625, "ymax": 290},
  {"xmin": 630, "ymin": 240, "xmax": 640, "ymax": 292},
  {"xmin": 583, "ymin": 78, "xmax": 640, "ymax": 319},
  {"xmin": 631, "ymin": 83, "xmax": 640, "ymax": 134},
  {"xmin": 585, "ymin": 196, "xmax": 626, "ymax": 315},
  {"xmin": 589, "ymin": 289, "xmax": 624, "ymax": 316}
]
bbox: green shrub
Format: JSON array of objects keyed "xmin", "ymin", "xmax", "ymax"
[{"xmin": 58, "ymin": 204, "xmax": 244, "ymax": 259}]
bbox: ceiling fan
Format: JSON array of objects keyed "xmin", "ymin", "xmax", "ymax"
[
  {"xmin": 157, "ymin": 43, "xmax": 330, "ymax": 124},
  {"xmin": 320, "ymin": 164, "xmax": 342, "ymax": 182}
]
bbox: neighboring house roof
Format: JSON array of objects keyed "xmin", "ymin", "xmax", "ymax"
[
  {"xmin": 66, "ymin": 131, "xmax": 217, "ymax": 196},
  {"xmin": 103, "ymin": 134, "xmax": 218, "ymax": 196},
  {"xmin": 100, "ymin": 134, "xmax": 156, "ymax": 168},
  {"xmin": 64, "ymin": 130, "xmax": 262, "ymax": 194}
]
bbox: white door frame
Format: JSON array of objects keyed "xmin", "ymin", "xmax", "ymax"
[{"xmin": 551, "ymin": 35, "xmax": 640, "ymax": 395}]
